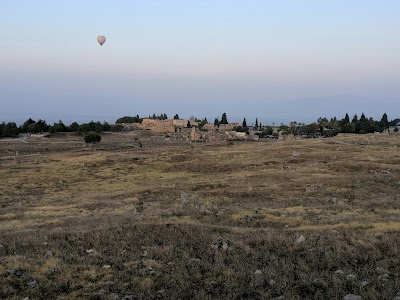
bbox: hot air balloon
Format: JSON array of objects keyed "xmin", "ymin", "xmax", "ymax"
[{"xmin": 97, "ymin": 36, "xmax": 106, "ymax": 47}]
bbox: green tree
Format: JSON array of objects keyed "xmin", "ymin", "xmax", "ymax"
[
  {"xmin": 0, "ymin": 122, "xmax": 5, "ymax": 137},
  {"xmin": 173, "ymin": 114, "xmax": 180, "ymax": 119},
  {"xmin": 84, "ymin": 132, "xmax": 101, "ymax": 144},
  {"xmin": 343, "ymin": 113, "xmax": 350, "ymax": 124},
  {"xmin": 242, "ymin": 118, "xmax": 247, "ymax": 128},
  {"xmin": 69, "ymin": 122, "xmax": 79, "ymax": 132},
  {"xmin": 187, "ymin": 121, "xmax": 192, "ymax": 128},
  {"xmin": 381, "ymin": 113, "xmax": 389, "ymax": 129},
  {"xmin": 352, "ymin": 114, "xmax": 358, "ymax": 124},
  {"xmin": 111, "ymin": 124, "xmax": 124, "ymax": 131},
  {"xmin": 255, "ymin": 118, "xmax": 258, "ymax": 129},
  {"xmin": 221, "ymin": 113, "xmax": 228, "ymax": 124},
  {"xmin": 21, "ymin": 118, "xmax": 36, "ymax": 133},
  {"xmin": 102, "ymin": 121, "xmax": 111, "ymax": 131},
  {"xmin": 4, "ymin": 122, "xmax": 19, "ymax": 137},
  {"xmin": 214, "ymin": 118, "xmax": 220, "ymax": 126},
  {"xmin": 342, "ymin": 123, "xmax": 355, "ymax": 133}
]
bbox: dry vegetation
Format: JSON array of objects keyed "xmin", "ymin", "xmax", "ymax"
[{"xmin": 1, "ymin": 132, "xmax": 400, "ymax": 299}]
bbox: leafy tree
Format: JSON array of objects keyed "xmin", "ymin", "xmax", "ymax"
[
  {"xmin": 49, "ymin": 120, "xmax": 67, "ymax": 133},
  {"xmin": 305, "ymin": 123, "xmax": 319, "ymax": 136},
  {"xmin": 360, "ymin": 113, "xmax": 366, "ymax": 122},
  {"xmin": 111, "ymin": 124, "xmax": 124, "ymax": 131},
  {"xmin": 394, "ymin": 127, "xmax": 399, "ymax": 132},
  {"xmin": 221, "ymin": 113, "xmax": 228, "ymax": 124},
  {"xmin": 4, "ymin": 122, "xmax": 19, "ymax": 137},
  {"xmin": 214, "ymin": 118, "xmax": 220, "ymax": 126},
  {"xmin": 0, "ymin": 122, "xmax": 5, "ymax": 137},
  {"xmin": 102, "ymin": 121, "xmax": 111, "ymax": 131},
  {"xmin": 174, "ymin": 114, "xmax": 180, "ymax": 120},
  {"xmin": 352, "ymin": 114, "xmax": 358, "ymax": 124},
  {"xmin": 69, "ymin": 122, "xmax": 80, "ymax": 132},
  {"xmin": 381, "ymin": 113, "xmax": 389, "ymax": 129},
  {"xmin": 21, "ymin": 118, "xmax": 36, "ymax": 133},
  {"xmin": 116, "ymin": 116, "xmax": 140, "ymax": 123},
  {"xmin": 342, "ymin": 123, "xmax": 355, "ymax": 133},
  {"xmin": 343, "ymin": 113, "xmax": 350, "ymax": 124},
  {"xmin": 255, "ymin": 118, "xmax": 258, "ymax": 129},
  {"xmin": 187, "ymin": 121, "xmax": 192, "ymax": 128},
  {"xmin": 242, "ymin": 118, "xmax": 247, "ymax": 128},
  {"xmin": 234, "ymin": 126, "xmax": 249, "ymax": 134},
  {"xmin": 84, "ymin": 132, "xmax": 101, "ymax": 144}
]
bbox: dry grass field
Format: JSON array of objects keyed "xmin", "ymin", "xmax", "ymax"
[{"xmin": 1, "ymin": 132, "xmax": 400, "ymax": 299}]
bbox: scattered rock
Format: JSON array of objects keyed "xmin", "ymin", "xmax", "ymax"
[
  {"xmin": 27, "ymin": 280, "xmax": 38, "ymax": 288},
  {"xmin": 212, "ymin": 236, "xmax": 230, "ymax": 251},
  {"xmin": 346, "ymin": 274, "xmax": 356, "ymax": 281},
  {"xmin": 377, "ymin": 273, "xmax": 390, "ymax": 282},
  {"xmin": 343, "ymin": 294, "xmax": 362, "ymax": 300},
  {"xmin": 181, "ymin": 191, "xmax": 190, "ymax": 206},
  {"xmin": 22, "ymin": 298, "xmax": 30, "ymax": 300},
  {"xmin": 138, "ymin": 267, "xmax": 156, "ymax": 276},
  {"xmin": 103, "ymin": 265, "xmax": 111, "ymax": 269},
  {"xmin": 121, "ymin": 296, "xmax": 134, "ymax": 300},
  {"xmin": 2, "ymin": 285, "xmax": 16, "ymax": 295},
  {"xmin": 269, "ymin": 279, "xmax": 276, "ymax": 286},
  {"xmin": 136, "ymin": 200, "xmax": 144, "ymax": 213},
  {"xmin": 376, "ymin": 267, "xmax": 390, "ymax": 274},
  {"xmin": 192, "ymin": 193, "xmax": 201, "ymax": 207},
  {"xmin": 110, "ymin": 293, "xmax": 120, "ymax": 300},
  {"xmin": 86, "ymin": 249, "xmax": 94, "ymax": 254},
  {"xmin": 334, "ymin": 269, "xmax": 345, "ymax": 276},
  {"xmin": 360, "ymin": 280, "xmax": 368, "ymax": 287},
  {"xmin": 330, "ymin": 230, "xmax": 342, "ymax": 235},
  {"xmin": 295, "ymin": 235, "xmax": 305, "ymax": 244},
  {"xmin": 254, "ymin": 270, "xmax": 262, "ymax": 275}
]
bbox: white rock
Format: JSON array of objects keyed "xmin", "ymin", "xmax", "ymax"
[
  {"xmin": 86, "ymin": 249, "xmax": 94, "ymax": 254},
  {"xmin": 103, "ymin": 265, "xmax": 111, "ymax": 269},
  {"xmin": 295, "ymin": 235, "xmax": 305, "ymax": 244},
  {"xmin": 343, "ymin": 294, "xmax": 362, "ymax": 300},
  {"xmin": 254, "ymin": 270, "xmax": 262, "ymax": 275},
  {"xmin": 269, "ymin": 279, "xmax": 276, "ymax": 286},
  {"xmin": 334, "ymin": 269, "xmax": 344, "ymax": 276},
  {"xmin": 346, "ymin": 274, "xmax": 356, "ymax": 281}
]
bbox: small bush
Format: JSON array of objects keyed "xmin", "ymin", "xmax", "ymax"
[{"xmin": 84, "ymin": 132, "xmax": 101, "ymax": 144}]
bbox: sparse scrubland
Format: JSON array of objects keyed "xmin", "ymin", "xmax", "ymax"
[{"xmin": 1, "ymin": 132, "xmax": 400, "ymax": 299}]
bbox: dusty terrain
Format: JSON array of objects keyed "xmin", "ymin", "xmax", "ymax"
[{"xmin": 1, "ymin": 132, "xmax": 400, "ymax": 299}]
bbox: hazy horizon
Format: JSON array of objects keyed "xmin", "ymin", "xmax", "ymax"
[{"xmin": 1, "ymin": 1, "xmax": 399, "ymax": 125}]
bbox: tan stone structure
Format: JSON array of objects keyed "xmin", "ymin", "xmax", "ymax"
[
  {"xmin": 135, "ymin": 119, "xmax": 175, "ymax": 133},
  {"xmin": 218, "ymin": 123, "xmax": 240, "ymax": 131}
]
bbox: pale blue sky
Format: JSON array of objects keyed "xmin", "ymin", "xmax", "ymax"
[{"xmin": 1, "ymin": 0, "xmax": 399, "ymax": 124}]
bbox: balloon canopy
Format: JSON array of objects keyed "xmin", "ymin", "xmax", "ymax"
[{"xmin": 97, "ymin": 36, "xmax": 106, "ymax": 46}]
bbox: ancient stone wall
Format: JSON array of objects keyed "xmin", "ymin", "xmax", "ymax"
[
  {"xmin": 218, "ymin": 123, "xmax": 240, "ymax": 131},
  {"xmin": 135, "ymin": 119, "xmax": 175, "ymax": 133}
]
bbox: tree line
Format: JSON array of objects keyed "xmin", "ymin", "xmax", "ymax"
[
  {"xmin": 0, "ymin": 119, "xmax": 118, "ymax": 138},
  {"xmin": 0, "ymin": 112, "xmax": 397, "ymax": 138}
]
